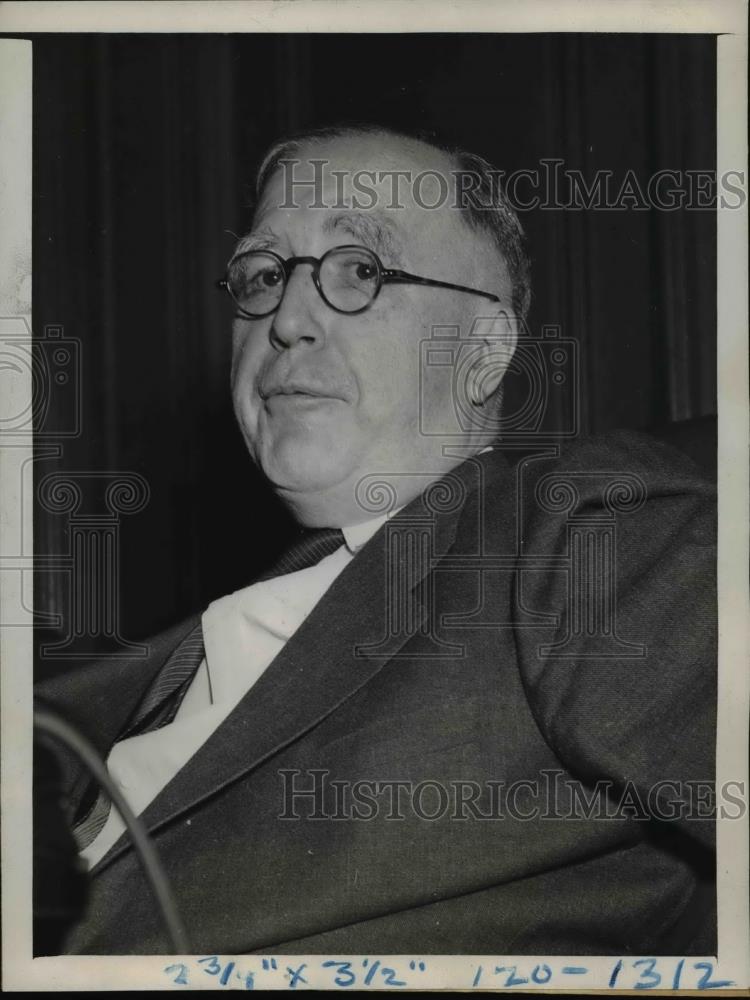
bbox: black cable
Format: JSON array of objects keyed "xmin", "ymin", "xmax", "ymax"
[{"xmin": 34, "ymin": 707, "xmax": 190, "ymax": 954}]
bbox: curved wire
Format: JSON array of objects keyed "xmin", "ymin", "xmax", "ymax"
[{"xmin": 33, "ymin": 707, "xmax": 190, "ymax": 954}]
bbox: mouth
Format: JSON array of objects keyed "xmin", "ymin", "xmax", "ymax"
[
  {"xmin": 260, "ymin": 387, "xmax": 346, "ymax": 417},
  {"xmin": 260, "ymin": 382, "xmax": 345, "ymax": 403}
]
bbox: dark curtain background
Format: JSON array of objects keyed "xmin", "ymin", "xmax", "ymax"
[{"xmin": 31, "ymin": 34, "xmax": 716, "ymax": 676}]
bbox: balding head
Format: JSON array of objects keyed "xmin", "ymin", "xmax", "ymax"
[
  {"xmin": 255, "ymin": 124, "xmax": 531, "ymax": 322},
  {"xmin": 227, "ymin": 125, "xmax": 524, "ymax": 527}
]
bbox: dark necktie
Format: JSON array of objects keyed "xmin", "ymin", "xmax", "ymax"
[
  {"xmin": 74, "ymin": 527, "xmax": 345, "ymax": 850},
  {"xmin": 255, "ymin": 526, "xmax": 347, "ymax": 581}
]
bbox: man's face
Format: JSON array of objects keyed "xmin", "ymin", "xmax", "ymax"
[{"xmin": 230, "ymin": 134, "xmax": 511, "ymax": 525}]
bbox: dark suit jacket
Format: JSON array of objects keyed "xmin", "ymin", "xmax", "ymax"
[{"xmin": 35, "ymin": 430, "xmax": 717, "ymax": 955}]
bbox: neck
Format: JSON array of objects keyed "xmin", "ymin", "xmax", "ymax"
[{"xmin": 275, "ymin": 441, "xmax": 491, "ymax": 528}]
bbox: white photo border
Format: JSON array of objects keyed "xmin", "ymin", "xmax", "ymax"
[{"xmin": 1, "ymin": 1, "xmax": 747, "ymax": 992}]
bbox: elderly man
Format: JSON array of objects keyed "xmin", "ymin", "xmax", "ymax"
[{"xmin": 35, "ymin": 125, "xmax": 716, "ymax": 956}]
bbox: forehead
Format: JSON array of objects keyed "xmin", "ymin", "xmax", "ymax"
[
  {"xmin": 290, "ymin": 132, "xmax": 456, "ymax": 180},
  {"xmin": 251, "ymin": 134, "xmax": 465, "ymax": 252}
]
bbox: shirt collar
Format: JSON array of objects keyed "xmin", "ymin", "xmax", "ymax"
[{"xmin": 341, "ymin": 512, "xmax": 395, "ymax": 554}]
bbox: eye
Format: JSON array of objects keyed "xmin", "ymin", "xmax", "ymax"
[
  {"xmin": 261, "ymin": 268, "xmax": 283, "ymax": 288},
  {"xmin": 355, "ymin": 261, "xmax": 377, "ymax": 281}
]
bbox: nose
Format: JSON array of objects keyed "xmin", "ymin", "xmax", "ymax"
[{"xmin": 269, "ymin": 261, "xmax": 326, "ymax": 351}]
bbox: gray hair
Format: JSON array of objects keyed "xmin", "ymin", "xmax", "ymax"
[{"xmin": 253, "ymin": 123, "xmax": 532, "ymax": 322}]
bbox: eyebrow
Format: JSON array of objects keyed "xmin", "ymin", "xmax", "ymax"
[
  {"xmin": 231, "ymin": 212, "xmax": 406, "ymax": 266},
  {"xmin": 323, "ymin": 211, "xmax": 405, "ymax": 266},
  {"xmin": 231, "ymin": 225, "xmax": 281, "ymax": 259}
]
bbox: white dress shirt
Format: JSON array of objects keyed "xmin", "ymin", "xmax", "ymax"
[{"xmin": 81, "ymin": 515, "xmax": 390, "ymax": 869}]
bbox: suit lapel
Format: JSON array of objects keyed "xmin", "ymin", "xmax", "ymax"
[
  {"xmin": 35, "ymin": 615, "xmax": 202, "ymax": 804},
  {"xmin": 92, "ymin": 452, "xmax": 505, "ymax": 875}
]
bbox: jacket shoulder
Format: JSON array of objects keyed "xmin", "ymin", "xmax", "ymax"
[
  {"xmin": 491, "ymin": 429, "xmax": 716, "ymax": 844},
  {"xmin": 517, "ymin": 426, "xmax": 714, "ymax": 489}
]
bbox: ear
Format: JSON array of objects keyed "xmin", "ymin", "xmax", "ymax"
[{"xmin": 466, "ymin": 307, "xmax": 519, "ymax": 406}]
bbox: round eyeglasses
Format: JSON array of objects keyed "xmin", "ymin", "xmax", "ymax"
[{"xmin": 217, "ymin": 244, "xmax": 501, "ymax": 319}]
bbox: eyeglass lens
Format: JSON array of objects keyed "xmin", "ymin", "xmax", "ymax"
[{"xmin": 226, "ymin": 246, "xmax": 381, "ymax": 316}]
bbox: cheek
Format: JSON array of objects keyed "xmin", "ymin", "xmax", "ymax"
[
  {"xmin": 231, "ymin": 325, "xmax": 266, "ymax": 412},
  {"xmin": 352, "ymin": 307, "xmax": 426, "ymax": 424}
]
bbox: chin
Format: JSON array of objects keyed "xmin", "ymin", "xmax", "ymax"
[{"xmin": 259, "ymin": 434, "xmax": 355, "ymax": 495}]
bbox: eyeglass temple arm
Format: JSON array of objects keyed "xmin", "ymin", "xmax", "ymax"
[
  {"xmin": 382, "ymin": 268, "xmax": 500, "ymax": 303},
  {"xmin": 215, "ymin": 269, "xmax": 501, "ymax": 305}
]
